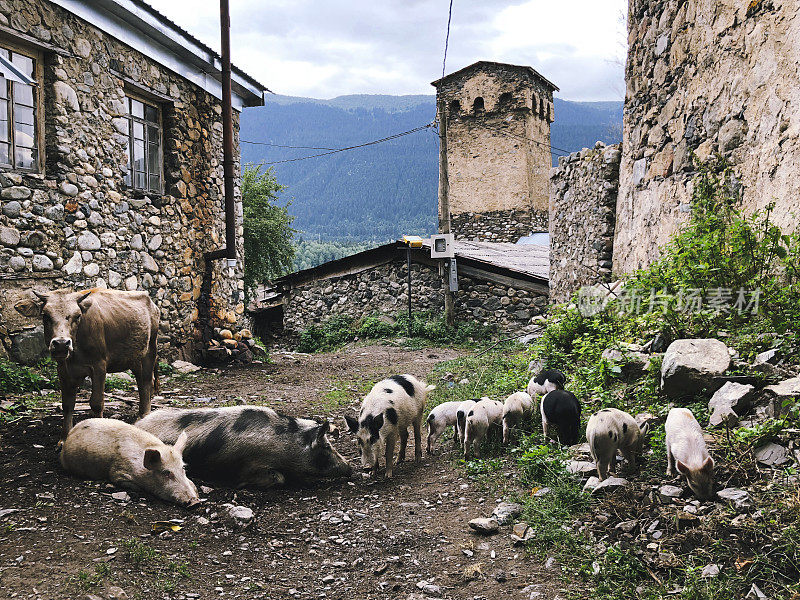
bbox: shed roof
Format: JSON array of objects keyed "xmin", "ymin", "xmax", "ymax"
[
  {"xmin": 51, "ymin": 0, "xmax": 269, "ymax": 108},
  {"xmin": 431, "ymin": 61, "xmax": 558, "ymax": 92},
  {"xmin": 425, "ymin": 240, "xmax": 549, "ymax": 281}
]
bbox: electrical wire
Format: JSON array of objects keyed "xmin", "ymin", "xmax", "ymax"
[
  {"xmin": 250, "ymin": 123, "xmax": 436, "ymax": 165},
  {"xmin": 442, "ymin": 0, "xmax": 454, "ymax": 79},
  {"xmin": 241, "ymin": 141, "xmax": 339, "ymax": 150}
]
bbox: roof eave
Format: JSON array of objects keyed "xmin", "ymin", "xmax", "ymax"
[{"xmin": 432, "ymin": 60, "xmax": 559, "ymax": 93}]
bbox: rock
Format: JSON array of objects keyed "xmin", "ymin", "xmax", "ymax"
[
  {"xmin": 141, "ymin": 253, "xmax": 159, "ymax": 273},
  {"xmin": 764, "ymin": 376, "xmax": 800, "ymax": 403},
  {"xmin": 567, "ymin": 460, "xmax": 596, "ymax": 475},
  {"xmin": 708, "ymin": 382, "xmax": 756, "ymax": 427},
  {"xmin": 32, "ymin": 255, "xmax": 53, "ymax": 271},
  {"xmin": 716, "ymin": 488, "xmax": 753, "ymax": 511},
  {"xmin": 9, "ymin": 256, "xmax": 25, "ymax": 271},
  {"xmin": 10, "ymin": 327, "xmax": 47, "ymax": 365},
  {"xmin": 147, "ymin": 234, "xmax": 163, "ymax": 251},
  {"xmin": 584, "ymin": 476, "xmax": 628, "ymax": 494},
  {"xmin": 53, "ymin": 81, "xmax": 80, "ymax": 112},
  {"xmin": 0, "ymin": 226, "xmax": 20, "ymax": 246},
  {"xmin": 239, "ymin": 328, "xmax": 253, "ymax": 339},
  {"xmin": 658, "ymin": 485, "xmax": 683, "ymax": 503},
  {"xmin": 615, "ymin": 520, "xmax": 637, "ymax": 533},
  {"xmin": 661, "ymin": 338, "xmax": 730, "ymax": 398},
  {"xmin": 676, "ymin": 511, "xmax": 700, "ymax": 530},
  {"xmin": 602, "ymin": 347, "xmax": 653, "ymax": 378},
  {"xmin": 105, "ymin": 587, "xmax": 129, "ymax": 600},
  {"xmin": 492, "ymin": 502, "xmax": 523, "ymax": 525},
  {"xmin": 468, "ymin": 517, "xmax": 499, "ymax": 535},
  {"xmin": 220, "ymin": 329, "xmax": 234, "ymax": 340},
  {"xmin": 754, "ymin": 442, "xmax": 790, "ymax": 467},
  {"xmin": 1, "ymin": 186, "xmax": 31, "ymax": 200},
  {"xmin": 701, "ymin": 564, "xmax": 720, "ymax": 578},
  {"xmin": 718, "ymin": 119, "xmax": 747, "ymax": 153},
  {"xmin": 754, "ymin": 349, "xmax": 779, "ymax": 365},
  {"xmin": 532, "ymin": 487, "xmax": 551, "ymax": 497},
  {"xmin": 745, "ymin": 584, "xmax": 767, "ymax": 599},
  {"xmin": 224, "ymin": 504, "xmax": 254, "ymax": 526},
  {"xmin": 172, "ymin": 360, "xmax": 201, "ymax": 374},
  {"xmin": 108, "ymin": 270, "xmax": 122, "ymax": 288},
  {"xmin": 2, "ymin": 200, "xmax": 22, "ymax": 218},
  {"xmin": 111, "ymin": 491, "xmax": 130, "ymax": 501},
  {"xmin": 77, "ymin": 231, "xmax": 101, "ymax": 251},
  {"xmin": 510, "ymin": 522, "xmax": 534, "ymax": 544},
  {"xmin": 59, "ymin": 181, "xmax": 79, "ymax": 197}
]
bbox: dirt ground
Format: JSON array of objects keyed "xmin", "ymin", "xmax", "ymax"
[{"xmin": 0, "ymin": 344, "xmax": 563, "ymax": 600}]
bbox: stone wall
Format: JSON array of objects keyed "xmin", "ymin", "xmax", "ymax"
[
  {"xmin": 0, "ymin": 0, "xmax": 245, "ymax": 363},
  {"xmin": 282, "ymin": 256, "xmax": 548, "ymax": 338},
  {"xmin": 435, "ymin": 63, "xmax": 555, "ymax": 243},
  {"xmin": 615, "ymin": 0, "xmax": 800, "ymax": 273},
  {"xmin": 450, "ymin": 208, "xmax": 548, "ymax": 243},
  {"xmin": 549, "ymin": 142, "xmax": 621, "ymax": 303}
]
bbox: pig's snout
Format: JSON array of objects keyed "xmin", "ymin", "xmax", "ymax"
[
  {"xmin": 184, "ymin": 497, "xmax": 201, "ymax": 508},
  {"xmin": 49, "ymin": 337, "xmax": 72, "ymax": 358}
]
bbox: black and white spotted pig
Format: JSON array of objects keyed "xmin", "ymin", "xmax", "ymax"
[
  {"xmin": 344, "ymin": 374, "xmax": 435, "ymax": 478},
  {"xmin": 527, "ymin": 369, "xmax": 567, "ymax": 396},
  {"xmin": 426, "ymin": 401, "xmax": 462, "ymax": 454},
  {"xmin": 135, "ymin": 406, "xmax": 352, "ymax": 488},
  {"xmin": 586, "ymin": 408, "xmax": 643, "ymax": 480},
  {"xmin": 540, "ymin": 389, "xmax": 581, "ymax": 445}
]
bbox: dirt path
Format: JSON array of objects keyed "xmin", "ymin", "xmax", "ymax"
[{"xmin": 0, "ymin": 345, "xmax": 561, "ymax": 600}]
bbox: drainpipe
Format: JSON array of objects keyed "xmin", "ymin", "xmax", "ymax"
[{"xmin": 205, "ymin": 0, "xmax": 237, "ymax": 267}]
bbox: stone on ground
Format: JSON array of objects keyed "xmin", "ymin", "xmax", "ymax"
[
  {"xmin": 172, "ymin": 359, "xmax": 202, "ymax": 374},
  {"xmin": 468, "ymin": 517, "xmax": 499, "ymax": 535},
  {"xmin": 708, "ymin": 381, "xmax": 756, "ymax": 426},
  {"xmin": 716, "ymin": 488, "xmax": 753, "ymax": 511},
  {"xmin": 661, "ymin": 338, "xmax": 730, "ymax": 398},
  {"xmin": 754, "ymin": 442, "xmax": 790, "ymax": 466},
  {"xmin": 584, "ymin": 476, "xmax": 628, "ymax": 494},
  {"xmin": 492, "ymin": 502, "xmax": 523, "ymax": 525}
]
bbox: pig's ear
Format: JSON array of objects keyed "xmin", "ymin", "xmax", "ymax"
[
  {"xmin": 701, "ymin": 457, "xmax": 714, "ymax": 472},
  {"xmin": 344, "ymin": 415, "xmax": 359, "ymax": 434},
  {"xmin": 327, "ymin": 422, "xmax": 340, "ymax": 439},
  {"xmin": 15, "ymin": 295, "xmax": 44, "ymax": 317},
  {"xmin": 143, "ymin": 448, "xmax": 163, "ymax": 470},
  {"xmin": 77, "ymin": 290, "xmax": 93, "ymax": 313},
  {"xmin": 370, "ymin": 413, "xmax": 384, "ymax": 436},
  {"xmin": 675, "ymin": 460, "xmax": 690, "ymax": 475},
  {"xmin": 173, "ymin": 431, "xmax": 189, "ymax": 454}
]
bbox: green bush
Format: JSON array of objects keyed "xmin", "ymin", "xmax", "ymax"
[{"xmin": 0, "ymin": 359, "xmax": 59, "ymax": 395}]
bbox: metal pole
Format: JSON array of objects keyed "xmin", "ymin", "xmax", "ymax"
[
  {"xmin": 407, "ymin": 246, "xmax": 412, "ymax": 336},
  {"xmin": 220, "ymin": 0, "xmax": 236, "ymax": 264},
  {"xmin": 437, "ymin": 96, "xmax": 455, "ymax": 326}
]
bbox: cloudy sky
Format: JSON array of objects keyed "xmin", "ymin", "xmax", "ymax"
[{"xmin": 148, "ymin": 0, "xmax": 627, "ymax": 102}]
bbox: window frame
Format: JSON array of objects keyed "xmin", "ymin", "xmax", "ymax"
[
  {"xmin": 122, "ymin": 92, "xmax": 164, "ymax": 195},
  {"xmin": 0, "ymin": 40, "xmax": 45, "ymax": 173}
]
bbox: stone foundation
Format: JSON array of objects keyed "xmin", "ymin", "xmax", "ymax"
[
  {"xmin": 451, "ymin": 208, "xmax": 547, "ymax": 243},
  {"xmin": 549, "ymin": 142, "xmax": 621, "ymax": 302}
]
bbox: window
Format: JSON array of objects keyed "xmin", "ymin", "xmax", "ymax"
[
  {"xmin": 448, "ymin": 99, "xmax": 460, "ymax": 114},
  {"xmin": 122, "ymin": 95, "xmax": 162, "ymax": 193},
  {"xmin": 498, "ymin": 92, "xmax": 513, "ymax": 106},
  {"xmin": 473, "ymin": 97, "xmax": 484, "ymax": 113},
  {"xmin": 0, "ymin": 46, "xmax": 40, "ymax": 171}
]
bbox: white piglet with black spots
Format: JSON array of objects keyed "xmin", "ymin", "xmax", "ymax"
[
  {"xmin": 345, "ymin": 374, "xmax": 435, "ymax": 478},
  {"xmin": 527, "ymin": 369, "xmax": 567, "ymax": 396},
  {"xmin": 586, "ymin": 408, "xmax": 644, "ymax": 481},
  {"xmin": 426, "ymin": 401, "xmax": 462, "ymax": 454},
  {"xmin": 502, "ymin": 391, "xmax": 534, "ymax": 444},
  {"xmin": 455, "ymin": 399, "xmax": 478, "ymax": 448},
  {"xmin": 464, "ymin": 398, "xmax": 503, "ymax": 458}
]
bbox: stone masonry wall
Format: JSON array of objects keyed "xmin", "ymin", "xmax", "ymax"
[
  {"xmin": 450, "ymin": 208, "xmax": 548, "ymax": 243},
  {"xmin": 282, "ymin": 258, "xmax": 548, "ymax": 338},
  {"xmin": 0, "ymin": 0, "xmax": 245, "ymax": 363},
  {"xmin": 549, "ymin": 142, "xmax": 621, "ymax": 303},
  {"xmin": 615, "ymin": 0, "xmax": 800, "ymax": 273}
]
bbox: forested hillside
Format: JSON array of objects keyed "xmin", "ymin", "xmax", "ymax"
[{"xmin": 240, "ymin": 94, "xmax": 621, "ymax": 245}]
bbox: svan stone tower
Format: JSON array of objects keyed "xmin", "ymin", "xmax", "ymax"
[{"xmin": 432, "ymin": 61, "xmax": 558, "ymax": 242}]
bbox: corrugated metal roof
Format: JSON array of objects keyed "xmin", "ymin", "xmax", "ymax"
[{"xmin": 425, "ymin": 240, "xmax": 550, "ymax": 281}]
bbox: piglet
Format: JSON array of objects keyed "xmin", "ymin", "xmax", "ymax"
[
  {"xmin": 665, "ymin": 408, "xmax": 714, "ymax": 499},
  {"xmin": 464, "ymin": 398, "xmax": 503, "ymax": 458},
  {"xmin": 345, "ymin": 374, "xmax": 435, "ymax": 478},
  {"xmin": 527, "ymin": 369, "xmax": 566, "ymax": 396},
  {"xmin": 60, "ymin": 418, "xmax": 199, "ymax": 507},
  {"xmin": 540, "ymin": 390, "xmax": 581, "ymax": 445},
  {"xmin": 502, "ymin": 391, "xmax": 533, "ymax": 444},
  {"xmin": 455, "ymin": 399, "xmax": 478, "ymax": 448},
  {"xmin": 426, "ymin": 401, "xmax": 462, "ymax": 454},
  {"xmin": 586, "ymin": 408, "xmax": 643, "ymax": 480}
]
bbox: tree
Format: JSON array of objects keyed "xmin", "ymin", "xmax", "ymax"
[{"xmin": 242, "ymin": 164, "xmax": 296, "ymax": 301}]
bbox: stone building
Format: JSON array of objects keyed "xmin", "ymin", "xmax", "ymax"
[
  {"xmin": 0, "ymin": 0, "xmax": 267, "ymax": 363},
  {"xmin": 614, "ymin": 0, "xmax": 800, "ymax": 273},
  {"xmin": 432, "ymin": 61, "xmax": 557, "ymax": 243}
]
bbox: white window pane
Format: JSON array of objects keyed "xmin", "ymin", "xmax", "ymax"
[
  {"xmin": 14, "ymin": 122, "xmax": 34, "ymax": 147},
  {"xmin": 13, "ymin": 82, "xmax": 33, "ymax": 106},
  {"xmin": 15, "ymin": 146, "xmax": 35, "ymax": 169},
  {"xmin": 0, "ymin": 116, "xmax": 7, "ymax": 142},
  {"xmin": 135, "ymin": 171, "xmax": 145, "ymax": 189},
  {"xmin": 0, "ymin": 141, "xmax": 8, "ymax": 164},
  {"xmin": 0, "ymin": 78, "xmax": 7, "ymax": 100},
  {"xmin": 133, "ymin": 139, "xmax": 145, "ymax": 171},
  {"xmin": 133, "ymin": 121, "xmax": 144, "ymax": 141},
  {"xmin": 14, "ymin": 105, "xmax": 34, "ymax": 126},
  {"xmin": 131, "ymin": 99, "xmax": 144, "ymax": 118},
  {"xmin": 11, "ymin": 53, "xmax": 33, "ymax": 77}
]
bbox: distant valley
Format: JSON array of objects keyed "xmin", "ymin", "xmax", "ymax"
[{"xmin": 240, "ymin": 94, "xmax": 622, "ymax": 245}]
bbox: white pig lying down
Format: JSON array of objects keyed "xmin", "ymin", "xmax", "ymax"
[
  {"xmin": 526, "ymin": 369, "xmax": 567, "ymax": 397},
  {"xmin": 586, "ymin": 408, "xmax": 644, "ymax": 481},
  {"xmin": 502, "ymin": 391, "xmax": 534, "ymax": 444},
  {"xmin": 60, "ymin": 418, "xmax": 199, "ymax": 507},
  {"xmin": 540, "ymin": 390, "xmax": 581, "ymax": 445},
  {"xmin": 136, "ymin": 406, "xmax": 352, "ymax": 488},
  {"xmin": 344, "ymin": 374, "xmax": 435, "ymax": 478},
  {"xmin": 464, "ymin": 398, "xmax": 503, "ymax": 458},
  {"xmin": 665, "ymin": 407, "xmax": 715, "ymax": 499},
  {"xmin": 426, "ymin": 400, "xmax": 463, "ymax": 454}
]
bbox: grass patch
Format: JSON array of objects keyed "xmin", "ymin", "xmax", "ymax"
[
  {"xmin": 296, "ymin": 311, "xmax": 495, "ymax": 353},
  {"xmin": 0, "ymin": 358, "xmax": 58, "ymax": 395},
  {"xmin": 120, "ymin": 538, "xmax": 191, "ymax": 592}
]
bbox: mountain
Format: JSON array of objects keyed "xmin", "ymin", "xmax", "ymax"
[{"xmin": 240, "ymin": 94, "xmax": 622, "ymax": 243}]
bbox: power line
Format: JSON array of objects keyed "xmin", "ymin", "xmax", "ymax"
[
  {"xmin": 241, "ymin": 141, "xmax": 339, "ymax": 150},
  {"xmin": 442, "ymin": 0, "xmax": 454, "ymax": 79},
  {"xmin": 478, "ymin": 119, "xmax": 572, "ymax": 156},
  {"xmin": 251, "ymin": 123, "xmax": 436, "ymax": 165}
]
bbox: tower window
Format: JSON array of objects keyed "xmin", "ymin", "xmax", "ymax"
[
  {"xmin": 448, "ymin": 99, "xmax": 460, "ymax": 114},
  {"xmin": 498, "ymin": 92, "xmax": 513, "ymax": 106},
  {"xmin": 473, "ymin": 97, "xmax": 484, "ymax": 113}
]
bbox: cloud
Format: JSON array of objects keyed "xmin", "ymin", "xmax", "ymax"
[{"xmin": 147, "ymin": 0, "xmax": 626, "ymax": 101}]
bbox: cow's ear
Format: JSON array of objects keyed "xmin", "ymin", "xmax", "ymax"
[
  {"xmin": 77, "ymin": 290, "xmax": 93, "ymax": 313},
  {"xmin": 143, "ymin": 448, "xmax": 163, "ymax": 470},
  {"xmin": 15, "ymin": 295, "xmax": 43, "ymax": 318},
  {"xmin": 344, "ymin": 415, "xmax": 359, "ymax": 434}
]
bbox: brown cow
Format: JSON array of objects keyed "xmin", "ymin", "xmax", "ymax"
[{"xmin": 15, "ymin": 288, "xmax": 160, "ymax": 442}]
